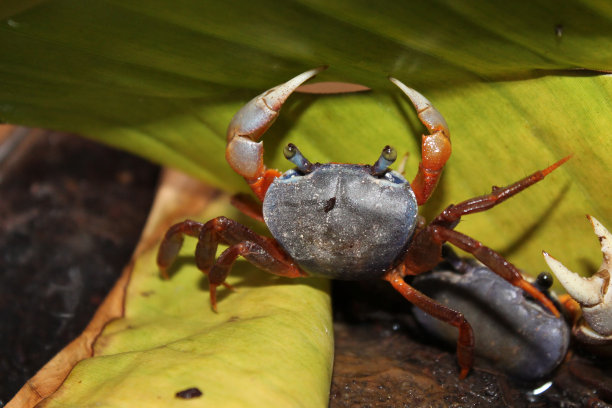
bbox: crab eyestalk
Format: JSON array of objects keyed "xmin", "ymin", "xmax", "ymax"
[
  {"xmin": 283, "ymin": 143, "xmax": 314, "ymax": 174},
  {"xmin": 543, "ymin": 215, "xmax": 612, "ymax": 337},
  {"xmin": 371, "ymin": 145, "xmax": 397, "ymax": 176}
]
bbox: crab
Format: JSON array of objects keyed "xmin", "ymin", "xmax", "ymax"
[{"xmin": 157, "ymin": 67, "xmax": 567, "ymax": 378}]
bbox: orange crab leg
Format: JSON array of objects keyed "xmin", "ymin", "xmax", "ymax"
[
  {"xmin": 385, "ymin": 268, "xmax": 474, "ymax": 379},
  {"xmin": 390, "ymin": 78, "xmax": 451, "ymax": 206},
  {"xmin": 226, "ymin": 67, "xmax": 326, "ymax": 201}
]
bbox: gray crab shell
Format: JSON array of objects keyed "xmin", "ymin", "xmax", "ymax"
[
  {"xmin": 412, "ymin": 263, "xmax": 570, "ymax": 381},
  {"xmin": 262, "ymin": 163, "xmax": 418, "ymax": 279}
]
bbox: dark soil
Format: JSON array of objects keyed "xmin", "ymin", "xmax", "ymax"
[
  {"xmin": 330, "ymin": 280, "xmax": 612, "ymax": 407},
  {"xmin": 0, "ymin": 129, "xmax": 159, "ymax": 405}
]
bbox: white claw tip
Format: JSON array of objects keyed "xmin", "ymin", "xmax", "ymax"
[
  {"xmin": 388, "ymin": 78, "xmax": 431, "ymax": 110},
  {"xmin": 543, "ymin": 251, "xmax": 604, "ymax": 308},
  {"xmin": 260, "ymin": 67, "xmax": 327, "ymax": 112},
  {"xmin": 388, "ymin": 78, "xmax": 450, "ymax": 136},
  {"xmin": 588, "ymin": 215, "xmax": 612, "ymax": 273}
]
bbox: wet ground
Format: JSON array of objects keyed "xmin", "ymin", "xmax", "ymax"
[
  {"xmin": 0, "ymin": 129, "xmax": 610, "ymax": 407},
  {"xmin": 330, "ymin": 280, "xmax": 612, "ymax": 407},
  {"xmin": 0, "ymin": 129, "xmax": 159, "ymax": 405}
]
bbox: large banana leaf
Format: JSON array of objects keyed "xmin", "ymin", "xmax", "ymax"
[
  {"xmin": 1, "ymin": 0, "xmax": 610, "ymax": 272},
  {"xmin": 3, "ymin": 0, "xmax": 612, "ymax": 406}
]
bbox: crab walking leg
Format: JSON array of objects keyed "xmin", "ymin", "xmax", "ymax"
[
  {"xmin": 157, "ymin": 219, "xmax": 234, "ymax": 290},
  {"xmin": 399, "ymin": 157, "xmax": 568, "ymax": 316},
  {"xmin": 158, "ymin": 216, "xmax": 305, "ymax": 310},
  {"xmin": 207, "ymin": 240, "xmax": 304, "ymax": 311},
  {"xmin": 157, "ymin": 219, "xmax": 206, "ymax": 279},
  {"xmin": 433, "ymin": 156, "xmax": 570, "ymax": 224},
  {"xmin": 432, "ymin": 227, "xmax": 560, "ymax": 317},
  {"xmin": 226, "ymin": 67, "xmax": 326, "ymax": 201},
  {"xmin": 390, "ymin": 78, "xmax": 451, "ymax": 205},
  {"xmin": 417, "ymin": 157, "xmax": 570, "ymax": 317},
  {"xmin": 384, "ymin": 268, "xmax": 475, "ymax": 379}
]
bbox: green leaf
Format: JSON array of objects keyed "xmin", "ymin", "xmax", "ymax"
[
  {"xmin": 1, "ymin": 2, "xmax": 610, "ymax": 259},
  {"xmin": 24, "ymin": 172, "xmax": 333, "ymax": 408}
]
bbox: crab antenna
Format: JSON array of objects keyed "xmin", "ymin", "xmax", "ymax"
[
  {"xmin": 283, "ymin": 143, "xmax": 314, "ymax": 174},
  {"xmin": 371, "ymin": 145, "xmax": 397, "ymax": 176}
]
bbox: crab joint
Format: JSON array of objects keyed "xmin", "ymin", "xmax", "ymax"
[{"xmin": 543, "ymin": 215, "xmax": 612, "ymax": 337}]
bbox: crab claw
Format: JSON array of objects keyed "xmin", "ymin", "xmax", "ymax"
[
  {"xmin": 389, "ymin": 78, "xmax": 451, "ymax": 205},
  {"xmin": 226, "ymin": 67, "xmax": 326, "ymax": 196},
  {"xmin": 388, "ymin": 79, "xmax": 449, "ymax": 137},
  {"xmin": 543, "ymin": 215, "xmax": 612, "ymax": 336}
]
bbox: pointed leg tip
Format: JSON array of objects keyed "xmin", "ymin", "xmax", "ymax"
[
  {"xmin": 459, "ymin": 367, "xmax": 469, "ymax": 379},
  {"xmin": 541, "ymin": 155, "xmax": 571, "ymax": 176},
  {"xmin": 518, "ymin": 280, "xmax": 561, "ymax": 317},
  {"xmin": 548, "ymin": 303, "xmax": 561, "ymax": 318},
  {"xmin": 209, "ymin": 283, "xmax": 219, "ymax": 313}
]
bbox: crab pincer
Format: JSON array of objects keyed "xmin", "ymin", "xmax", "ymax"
[
  {"xmin": 389, "ymin": 78, "xmax": 451, "ymax": 205},
  {"xmin": 226, "ymin": 66, "xmax": 327, "ymax": 200},
  {"xmin": 544, "ymin": 216, "xmax": 612, "ymax": 350}
]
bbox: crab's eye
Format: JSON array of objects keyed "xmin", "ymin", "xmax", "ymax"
[
  {"xmin": 382, "ymin": 145, "xmax": 397, "ymax": 162},
  {"xmin": 283, "ymin": 143, "xmax": 297, "ymax": 159},
  {"xmin": 283, "ymin": 143, "xmax": 313, "ymax": 174},
  {"xmin": 371, "ymin": 145, "xmax": 397, "ymax": 176},
  {"xmin": 536, "ymin": 271, "xmax": 554, "ymax": 290}
]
